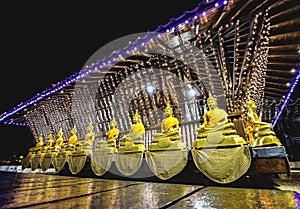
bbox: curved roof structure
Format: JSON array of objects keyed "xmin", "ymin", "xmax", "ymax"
[{"xmin": 0, "ymin": 0, "xmax": 299, "ymax": 141}]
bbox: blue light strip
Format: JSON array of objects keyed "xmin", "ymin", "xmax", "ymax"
[
  {"xmin": 2, "ymin": 121, "xmax": 28, "ymax": 126},
  {"xmin": 272, "ymin": 68, "xmax": 300, "ymax": 128}
]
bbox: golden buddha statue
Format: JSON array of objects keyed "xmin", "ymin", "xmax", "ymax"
[
  {"xmin": 41, "ymin": 132, "xmax": 55, "ymax": 154},
  {"xmin": 63, "ymin": 126, "xmax": 84, "ymax": 155},
  {"xmin": 31, "ymin": 134, "xmax": 44, "ymax": 154},
  {"xmin": 246, "ymin": 98, "xmax": 282, "ymax": 147},
  {"xmin": 149, "ymin": 103, "xmax": 185, "ymax": 150},
  {"xmin": 95, "ymin": 118, "xmax": 119, "ymax": 153},
  {"xmin": 80, "ymin": 123, "xmax": 95, "ymax": 155},
  {"xmin": 35, "ymin": 134, "xmax": 44, "ymax": 148},
  {"xmin": 68, "ymin": 126, "xmax": 78, "ymax": 145},
  {"xmin": 247, "ymin": 98, "xmax": 270, "ymax": 126},
  {"xmin": 198, "ymin": 93, "xmax": 228, "ymax": 132},
  {"xmin": 55, "ymin": 129, "xmax": 64, "ymax": 148},
  {"xmin": 193, "ymin": 93, "xmax": 247, "ymax": 148},
  {"xmin": 41, "ymin": 132, "xmax": 58, "ymax": 156},
  {"xmin": 84, "ymin": 123, "xmax": 95, "ymax": 142},
  {"xmin": 46, "ymin": 133, "xmax": 54, "ymax": 147},
  {"xmin": 155, "ymin": 104, "xmax": 179, "ymax": 137},
  {"xmin": 106, "ymin": 118, "xmax": 119, "ymax": 142},
  {"xmin": 119, "ymin": 111, "xmax": 146, "ymax": 152}
]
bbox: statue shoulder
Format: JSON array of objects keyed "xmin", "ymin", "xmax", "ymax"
[{"xmin": 135, "ymin": 123, "xmax": 145, "ymax": 129}]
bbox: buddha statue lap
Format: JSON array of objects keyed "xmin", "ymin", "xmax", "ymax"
[
  {"xmin": 94, "ymin": 118, "xmax": 119, "ymax": 153},
  {"xmin": 193, "ymin": 93, "xmax": 247, "ymax": 148},
  {"xmin": 149, "ymin": 104, "xmax": 185, "ymax": 151},
  {"xmin": 246, "ymin": 98, "xmax": 282, "ymax": 147},
  {"xmin": 119, "ymin": 111, "xmax": 146, "ymax": 152}
]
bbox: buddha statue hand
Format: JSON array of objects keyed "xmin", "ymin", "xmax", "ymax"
[
  {"xmin": 120, "ymin": 135, "xmax": 130, "ymax": 142},
  {"xmin": 107, "ymin": 138, "xmax": 116, "ymax": 143},
  {"xmin": 164, "ymin": 129, "xmax": 179, "ymax": 137},
  {"xmin": 197, "ymin": 125, "xmax": 206, "ymax": 133},
  {"xmin": 132, "ymin": 133, "xmax": 144, "ymax": 140},
  {"xmin": 121, "ymin": 132, "xmax": 144, "ymax": 142},
  {"xmin": 152, "ymin": 132, "xmax": 164, "ymax": 138}
]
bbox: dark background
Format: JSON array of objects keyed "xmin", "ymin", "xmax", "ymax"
[{"xmin": 0, "ymin": 1, "xmax": 202, "ymax": 159}]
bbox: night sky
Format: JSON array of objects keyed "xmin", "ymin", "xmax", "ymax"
[{"xmin": 0, "ymin": 1, "xmax": 202, "ymax": 158}]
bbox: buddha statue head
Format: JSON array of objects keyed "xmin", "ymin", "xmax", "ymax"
[
  {"xmin": 57, "ymin": 128, "xmax": 63, "ymax": 138},
  {"xmin": 164, "ymin": 103, "xmax": 173, "ymax": 117},
  {"xmin": 247, "ymin": 97, "xmax": 257, "ymax": 111},
  {"xmin": 70, "ymin": 126, "xmax": 76, "ymax": 135},
  {"xmin": 207, "ymin": 92, "xmax": 217, "ymax": 109},
  {"xmin": 110, "ymin": 118, "xmax": 117, "ymax": 128},
  {"xmin": 133, "ymin": 110, "xmax": 141, "ymax": 124},
  {"xmin": 87, "ymin": 122, "xmax": 93, "ymax": 132}
]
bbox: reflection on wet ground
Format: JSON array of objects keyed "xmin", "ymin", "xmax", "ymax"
[{"xmin": 0, "ymin": 172, "xmax": 298, "ymax": 209}]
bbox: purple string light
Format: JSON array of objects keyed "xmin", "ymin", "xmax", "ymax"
[
  {"xmin": 272, "ymin": 68, "xmax": 300, "ymax": 127},
  {"xmin": 0, "ymin": 73, "xmax": 80, "ymax": 123}
]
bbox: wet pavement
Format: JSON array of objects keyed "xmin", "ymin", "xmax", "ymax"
[{"xmin": 0, "ymin": 172, "xmax": 299, "ymax": 208}]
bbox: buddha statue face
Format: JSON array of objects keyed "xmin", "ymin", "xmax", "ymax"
[
  {"xmin": 87, "ymin": 123, "xmax": 93, "ymax": 132},
  {"xmin": 207, "ymin": 99, "xmax": 216, "ymax": 109},
  {"xmin": 207, "ymin": 93, "xmax": 217, "ymax": 110},
  {"xmin": 133, "ymin": 113, "xmax": 141, "ymax": 124},
  {"xmin": 164, "ymin": 105, "xmax": 173, "ymax": 117},
  {"xmin": 247, "ymin": 99, "xmax": 257, "ymax": 111},
  {"xmin": 47, "ymin": 133, "xmax": 53, "ymax": 140},
  {"xmin": 57, "ymin": 130, "xmax": 63, "ymax": 138}
]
